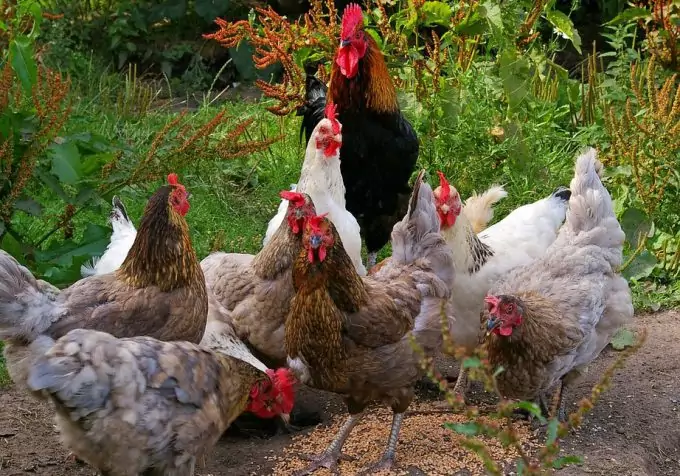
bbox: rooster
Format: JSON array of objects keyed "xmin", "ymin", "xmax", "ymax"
[
  {"xmin": 80, "ymin": 196, "xmax": 137, "ymax": 277},
  {"xmin": 27, "ymin": 327, "xmax": 295, "ymax": 475},
  {"xmin": 482, "ymin": 148, "xmax": 633, "ymax": 420},
  {"xmin": 297, "ymin": 3, "xmax": 419, "ymax": 269},
  {"xmin": 433, "ymin": 172, "xmax": 571, "ymax": 396},
  {"xmin": 285, "ymin": 171, "xmax": 454, "ymax": 474},
  {"xmin": 264, "ymin": 102, "xmax": 366, "ymax": 275},
  {"xmin": 0, "ymin": 173, "xmax": 208, "ymax": 392}
]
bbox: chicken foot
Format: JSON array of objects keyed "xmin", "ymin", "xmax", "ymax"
[
  {"xmin": 358, "ymin": 412, "xmax": 405, "ymax": 475},
  {"xmin": 292, "ymin": 413, "xmax": 363, "ymax": 476}
]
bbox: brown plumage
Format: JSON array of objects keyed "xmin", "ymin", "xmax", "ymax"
[
  {"xmin": 0, "ymin": 174, "xmax": 208, "ymax": 392},
  {"xmin": 285, "ymin": 171, "xmax": 454, "ymax": 474},
  {"xmin": 27, "ymin": 328, "xmax": 294, "ymax": 476},
  {"xmin": 200, "ymin": 192, "xmax": 317, "ymax": 368}
]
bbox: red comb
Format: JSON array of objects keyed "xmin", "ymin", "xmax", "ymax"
[
  {"xmin": 280, "ymin": 190, "xmax": 305, "ymax": 204},
  {"xmin": 167, "ymin": 173, "xmax": 179, "ymax": 186},
  {"xmin": 436, "ymin": 171, "xmax": 451, "ymax": 201},
  {"xmin": 308, "ymin": 213, "xmax": 329, "ymax": 231},
  {"xmin": 484, "ymin": 295, "xmax": 500, "ymax": 312},
  {"xmin": 341, "ymin": 3, "xmax": 364, "ymax": 39},
  {"xmin": 324, "ymin": 103, "xmax": 341, "ymax": 135}
]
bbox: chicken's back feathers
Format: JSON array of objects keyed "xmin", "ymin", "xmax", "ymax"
[
  {"xmin": 27, "ymin": 328, "xmax": 262, "ymax": 475},
  {"xmin": 462, "ymin": 184, "xmax": 507, "ymax": 234},
  {"xmin": 389, "ymin": 171, "xmax": 454, "ymax": 293},
  {"xmin": 81, "ymin": 196, "xmax": 137, "ymax": 278},
  {"xmin": 0, "ymin": 250, "xmax": 63, "ymax": 341}
]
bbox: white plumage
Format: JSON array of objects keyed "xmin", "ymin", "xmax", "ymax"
[
  {"xmin": 263, "ymin": 116, "xmax": 366, "ymax": 276},
  {"xmin": 80, "ymin": 196, "xmax": 137, "ymax": 277}
]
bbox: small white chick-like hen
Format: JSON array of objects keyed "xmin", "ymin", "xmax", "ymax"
[
  {"xmin": 80, "ymin": 196, "xmax": 137, "ymax": 277},
  {"xmin": 263, "ymin": 103, "xmax": 366, "ymax": 276}
]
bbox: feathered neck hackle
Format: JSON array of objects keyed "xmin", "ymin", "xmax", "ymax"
[
  {"xmin": 252, "ymin": 219, "xmax": 302, "ymax": 280},
  {"xmin": 292, "ymin": 222, "xmax": 368, "ymax": 312},
  {"xmin": 329, "ymin": 34, "xmax": 398, "ymax": 114},
  {"xmin": 117, "ymin": 185, "xmax": 204, "ymax": 292}
]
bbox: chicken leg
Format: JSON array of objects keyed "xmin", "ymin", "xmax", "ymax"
[
  {"xmin": 550, "ymin": 380, "xmax": 567, "ymax": 422},
  {"xmin": 359, "ymin": 412, "xmax": 405, "ymax": 475},
  {"xmin": 293, "ymin": 413, "xmax": 363, "ymax": 476}
]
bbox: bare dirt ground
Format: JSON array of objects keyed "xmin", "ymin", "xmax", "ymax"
[{"xmin": 1, "ymin": 310, "xmax": 678, "ymax": 476}]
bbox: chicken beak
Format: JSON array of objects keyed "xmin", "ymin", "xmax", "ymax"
[
  {"xmin": 340, "ymin": 39, "xmax": 351, "ymax": 47},
  {"xmin": 486, "ymin": 317, "xmax": 499, "ymax": 336},
  {"xmin": 309, "ymin": 234, "xmax": 322, "ymax": 249}
]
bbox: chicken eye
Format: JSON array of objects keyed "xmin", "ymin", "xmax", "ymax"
[{"xmin": 506, "ymin": 304, "xmax": 515, "ymax": 313}]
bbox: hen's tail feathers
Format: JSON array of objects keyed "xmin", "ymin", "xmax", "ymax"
[
  {"xmin": 0, "ymin": 251, "xmax": 62, "ymax": 341},
  {"xmin": 390, "ymin": 170, "xmax": 455, "ymax": 291},
  {"xmin": 565, "ymin": 149, "xmax": 624, "ymax": 260},
  {"xmin": 27, "ymin": 329, "xmax": 126, "ymax": 420},
  {"xmin": 200, "ymin": 292, "xmax": 269, "ymax": 374},
  {"xmin": 462, "ymin": 185, "xmax": 507, "ymax": 234},
  {"xmin": 552, "ymin": 186, "xmax": 572, "ymax": 202}
]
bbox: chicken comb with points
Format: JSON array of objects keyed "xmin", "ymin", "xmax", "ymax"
[
  {"xmin": 280, "ymin": 190, "xmax": 305, "ymax": 205},
  {"xmin": 341, "ymin": 3, "xmax": 364, "ymax": 39},
  {"xmin": 308, "ymin": 213, "xmax": 330, "ymax": 232},
  {"xmin": 324, "ymin": 103, "xmax": 341, "ymax": 135},
  {"xmin": 436, "ymin": 171, "xmax": 451, "ymax": 201}
]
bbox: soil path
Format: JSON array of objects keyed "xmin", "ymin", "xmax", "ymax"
[{"xmin": 1, "ymin": 310, "xmax": 678, "ymax": 476}]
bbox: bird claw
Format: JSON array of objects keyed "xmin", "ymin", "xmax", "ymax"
[
  {"xmin": 293, "ymin": 451, "xmax": 354, "ymax": 476},
  {"xmin": 358, "ymin": 455, "xmax": 397, "ymax": 475}
]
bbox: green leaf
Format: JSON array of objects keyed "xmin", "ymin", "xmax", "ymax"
[
  {"xmin": 48, "ymin": 141, "xmax": 83, "ymax": 185},
  {"xmin": 545, "ymin": 418, "xmax": 559, "ymax": 445},
  {"xmin": 607, "ymin": 7, "xmax": 650, "ymax": 25},
  {"xmin": 195, "ymin": 0, "xmax": 230, "ymax": 23},
  {"xmin": 552, "ymin": 455, "xmax": 583, "ymax": 469},
  {"xmin": 544, "ymin": 10, "xmax": 582, "ymax": 54},
  {"xmin": 35, "ymin": 168, "xmax": 71, "ymax": 202},
  {"xmin": 623, "ymin": 249, "xmax": 657, "ymax": 280},
  {"xmin": 462, "ymin": 356, "xmax": 482, "ymax": 369},
  {"xmin": 620, "ymin": 207, "xmax": 652, "ymax": 246},
  {"xmin": 444, "ymin": 422, "xmax": 481, "ymax": 436},
  {"xmin": 480, "ymin": 1, "xmax": 503, "ymax": 32},
  {"xmin": 9, "ymin": 36, "xmax": 37, "ymax": 95},
  {"xmin": 13, "ymin": 199, "xmax": 43, "ymax": 216},
  {"xmin": 511, "ymin": 401, "xmax": 547, "ymax": 423},
  {"xmin": 610, "ymin": 327, "xmax": 635, "ymax": 350},
  {"xmin": 0, "ymin": 232, "xmax": 24, "ymax": 262},
  {"xmin": 499, "ymin": 50, "xmax": 531, "ymax": 109},
  {"xmin": 421, "ymin": 1, "xmax": 452, "ymax": 26}
]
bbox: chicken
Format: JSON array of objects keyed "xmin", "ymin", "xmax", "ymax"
[
  {"xmin": 285, "ymin": 170, "xmax": 454, "ymax": 474},
  {"xmin": 297, "ymin": 3, "xmax": 419, "ymax": 269},
  {"xmin": 433, "ymin": 172, "xmax": 571, "ymax": 395},
  {"xmin": 80, "ymin": 196, "xmax": 137, "ymax": 277},
  {"xmin": 62, "ymin": 192, "xmax": 309, "ymax": 436},
  {"xmin": 264, "ymin": 103, "xmax": 366, "ymax": 275},
  {"xmin": 201, "ymin": 191, "xmax": 316, "ymax": 367},
  {"xmin": 0, "ymin": 173, "xmax": 208, "ymax": 392},
  {"xmin": 27, "ymin": 327, "xmax": 295, "ymax": 476},
  {"xmin": 481, "ymin": 148, "xmax": 633, "ymax": 420}
]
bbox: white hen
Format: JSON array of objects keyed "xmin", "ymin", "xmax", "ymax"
[
  {"xmin": 263, "ymin": 103, "xmax": 366, "ymax": 275},
  {"xmin": 433, "ymin": 172, "xmax": 571, "ymax": 394},
  {"xmin": 80, "ymin": 196, "xmax": 137, "ymax": 277}
]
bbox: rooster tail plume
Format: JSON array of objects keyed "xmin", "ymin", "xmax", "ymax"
[
  {"xmin": 390, "ymin": 171, "xmax": 454, "ymax": 290},
  {"xmin": 462, "ymin": 184, "xmax": 507, "ymax": 234},
  {"xmin": 0, "ymin": 251, "xmax": 63, "ymax": 341}
]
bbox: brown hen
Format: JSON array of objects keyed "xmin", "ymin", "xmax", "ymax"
[
  {"xmin": 0, "ymin": 173, "xmax": 208, "ymax": 391},
  {"xmin": 285, "ymin": 171, "xmax": 454, "ymax": 474}
]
